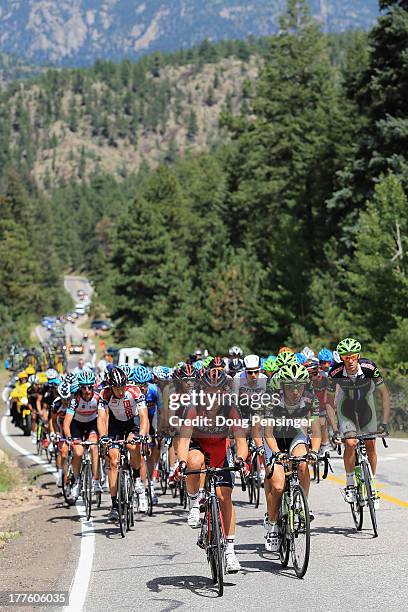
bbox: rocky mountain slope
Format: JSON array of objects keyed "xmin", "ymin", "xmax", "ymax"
[{"xmin": 0, "ymin": 1, "xmax": 378, "ymax": 66}]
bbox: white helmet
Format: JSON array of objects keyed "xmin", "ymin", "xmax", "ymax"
[
  {"xmin": 333, "ymin": 350, "xmax": 342, "ymax": 364},
  {"xmin": 301, "ymin": 346, "xmax": 315, "ymax": 360},
  {"xmin": 244, "ymin": 354, "xmax": 260, "ymax": 371},
  {"xmin": 229, "ymin": 345, "xmax": 243, "ymax": 357}
]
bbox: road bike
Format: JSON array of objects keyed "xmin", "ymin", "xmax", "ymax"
[
  {"xmin": 63, "ymin": 440, "xmax": 98, "ymax": 519},
  {"xmin": 158, "ymin": 434, "xmax": 172, "ymax": 495},
  {"xmin": 338, "ymin": 433, "xmax": 388, "ymax": 538},
  {"xmin": 110, "ymin": 438, "xmax": 139, "ymax": 537},
  {"xmin": 268, "ymin": 453, "xmax": 329, "ymax": 578},
  {"xmin": 185, "ymin": 456, "xmax": 245, "ymax": 597},
  {"xmin": 246, "ymin": 439, "xmax": 263, "ymax": 507}
]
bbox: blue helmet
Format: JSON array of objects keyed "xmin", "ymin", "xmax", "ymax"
[
  {"xmin": 77, "ymin": 369, "xmax": 96, "ymax": 386},
  {"xmin": 132, "ymin": 365, "xmax": 152, "ymax": 384},
  {"xmin": 152, "ymin": 366, "xmax": 172, "ymax": 381},
  {"xmin": 48, "ymin": 377, "xmax": 62, "ymax": 387},
  {"xmin": 296, "ymin": 352, "xmax": 307, "ymax": 365},
  {"xmin": 318, "ymin": 348, "xmax": 333, "ymax": 362},
  {"xmin": 71, "ymin": 382, "xmax": 80, "ymax": 394},
  {"xmin": 193, "ymin": 360, "xmax": 204, "ymax": 371},
  {"xmin": 260, "ymin": 357, "xmax": 267, "ymax": 370}
]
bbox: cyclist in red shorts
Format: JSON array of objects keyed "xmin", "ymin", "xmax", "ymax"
[{"xmin": 176, "ymin": 367, "xmax": 248, "ymax": 574}]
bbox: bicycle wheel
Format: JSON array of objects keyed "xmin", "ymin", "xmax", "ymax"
[
  {"xmin": 146, "ymin": 484, "xmax": 153, "ymax": 517},
  {"xmin": 159, "ymin": 454, "xmax": 168, "ymax": 495},
  {"xmin": 278, "ymin": 506, "xmax": 290, "ymax": 567},
  {"xmin": 247, "ymin": 473, "xmax": 254, "ymax": 504},
  {"xmin": 128, "ymin": 474, "xmax": 135, "ymax": 528},
  {"xmin": 252, "ymin": 459, "xmax": 261, "ymax": 508},
  {"xmin": 84, "ymin": 463, "xmax": 93, "ymax": 521},
  {"xmin": 62, "ymin": 460, "xmax": 76, "ymax": 506},
  {"xmin": 362, "ymin": 462, "xmax": 378, "ymax": 537},
  {"xmin": 36, "ymin": 423, "xmax": 42, "ymax": 456},
  {"xmin": 125, "ymin": 473, "xmax": 133, "ymax": 531},
  {"xmin": 210, "ymin": 497, "xmax": 225, "ymax": 596},
  {"xmin": 291, "ymin": 485, "xmax": 310, "ymax": 578},
  {"xmin": 350, "ymin": 488, "xmax": 364, "ymax": 531},
  {"xmin": 117, "ymin": 467, "xmax": 127, "ymax": 538}
]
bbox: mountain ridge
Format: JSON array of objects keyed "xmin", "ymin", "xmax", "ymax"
[{"xmin": 0, "ymin": 1, "xmax": 378, "ymax": 67}]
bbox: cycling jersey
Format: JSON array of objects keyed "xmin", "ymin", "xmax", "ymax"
[
  {"xmin": 328, "ymin": 358, "xmax": 383, "ymax": 433},
  {"xmin": 51, "ymin": 397, "xmax": 68, "ymax": 427},
  {"xmin": 145, "ymin": 383, "xmax": 163, "ymax": 421},
  {"xmin": 311, "ymin": 371, "xmax": 328, "ymax": 416},
  {"xmin": 232, "ymin": 371, "xmax": 267, "ymax": 420},
  {"xmin": 67, "ymin": 391, "xmax": 99, "ymax": 423},
  {"xmin": 98, "ymin": 385, "xmax": 146, "ymax": 421}
]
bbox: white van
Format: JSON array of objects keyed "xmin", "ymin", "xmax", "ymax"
[{"xmin": 118, "ymin": 347, "xmax": 153, "ymax": 369}]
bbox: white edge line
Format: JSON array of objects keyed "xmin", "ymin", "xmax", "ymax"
[{"xmin": 0, "ymin": 412, "xmax": 95, "ymax": 612}]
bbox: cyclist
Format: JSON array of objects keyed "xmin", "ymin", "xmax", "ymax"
[
  {"xmin": 132, "ymin": 365, "xmax": 163, "ymax": 506},
  {"xmin": 305, "ymin": 357, "xmax": 332, "ymax": 456},
  {"xmin": 27, "ymin": 374, "xmax": 43, "ymax": 443},
  {"xmin": 176, "ymin": 367, "xmax": 248, "ymax": 574},
  {"xmin": 318, "ymin": 348, "xmax": 333, "ymax": 374},
  {"xmin": 326, "ymin": 338, "xmax": 390, "ymax": 505},
  {"xmin": 98, "ymin": 366, "xmax": 148, "ymax": 520},
  {"xmin": 10, "ymin": 370, "xmax": 29, "ymax": 425},
  {"xmin": 261, "ymin": 363, "xmax": 321, "ymax": 551},
  {"xmin": 63, "ymin": 370, "xmax": 101, "ymax": 500},
  {"xmin": 51, "ymin": 381, "xmax": 72, "ymax": 487}
]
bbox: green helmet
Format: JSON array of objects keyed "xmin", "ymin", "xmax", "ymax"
[
  {"xmin": 203, "ymin": 355, "xmax": 213, "ymax": 367},
  {"xmin": 264, "ymin": 356, "xmax": 278, "ymax": 374},
  {"xmin": 336, "ymin": 338, "xmax": 361, "ymax": 355},
  {"xmin": 279, "ymin": 363, "xmax": 309, "ymax": 384},
  {"xmin": 275, "ymin": 351, "xmax": 298, "ymax": 368}
]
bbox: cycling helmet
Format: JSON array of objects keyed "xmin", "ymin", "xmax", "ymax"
[
  {"xmin": 228, "ymin": 345, "xmax": 243, "ymax": 357},
  {"xmin": 119, "ymin": 364, "xmax": 132, "ymax": 380},
  {"xmin": 318, "ymin": 348, "xmax": 333, "ymax": 362},
  {"xmin": 336, "ymin": 338, "xmax": 361, "ymax": 355},
  {"xmin": 64, "ymin": 372, "xmax": 77, "ymax": 384},
  {"xmin": 275, "ymin": 351, "xmax": 297, "ymax": 368},
  {"xmin": 46, "ymin": 368, "xmax": 58, "ymax": 380},
  {"xmin": 278, "ymin": 346, "xmax": 294, "ymax": 354},
  {"xmin": 28, "ymin": 374, "xmax": 39, "ymax": 385},
  {"xmin": 152, "ymin": 366, "xmax": 172, "ymax": 380},
  {"xmin": 108, "ymin": 367, "xmax": 127, "ymax": 387},
  {"xmin": 26, "ymin": 365, "xmax": 36, "ymax": 376},
  {"xmin": 18, "ymin": 370, "xmax": 28, "ymax": 380},
  {"xmin": 193, "ymin": 360, "xmax": 204, "ymax": 371},
  {"xmin": 333, "ymin": 350, "xmax": 342, "ymax": 364},
  {"xmin": 208, "ymin": 355, "xmax": 225, "ymax": 370},
  {"xmin": 244, "ymin": 355, "xmax": 260, "ymax": 371},
  {"xmin": 132, "ymin": 365, "xmax": 152, "ymax": 384},
  {"xmin": 264, "ymin": 357, "xmax": 278, "ymax": 374},
  {"xmin": 48, "ymin": 377, "xmax": 62, "ymax": 387},
  {"xmin": 279, "ymin": 363, "xmax": 310, "ymax": 384},
  {"xmin": 202, "ymin": 356, "xmax": 213, "ymax": 367},
  {"xmin": 228, "ymin": 357, "xmax": 244, "ymax": 373},
  {"xmin": 200, "ymin": 367, "xmax": 228, "ymax": 388},
  {"xmin": 77, "ymin": 369, "xmax": 96, "ymax": 386},
  {"xmin": 305, "ymin": 357, "xmax": 320, "ymax": 374},
  {"xmin": 71, "ymin": 381, "xmax": 80, "ymax": 394},
  {"xmin": 296, "ymin": 352, "xmax": 308, "ymax": 365},
  {"xmin": 57, "ymin": 381, "xmax": 71, "ymax": 400},
  {"xmin": 301, "ymin": 346, "xmax": 315, "ymax": 360}
]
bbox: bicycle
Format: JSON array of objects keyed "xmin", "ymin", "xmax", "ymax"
[
  {"xmin": 36, "ymin": 419, "xmax": 51, "ymax": 463},
  {"xmin": 68, "ymin": 440, "xmax": 98, "ymax": 520},
  {"xmin": 158, "ymin": 434, "xmax": 172, "ymax": 495},
  {"xmin": 140, "ymin": 439, "xmax": 154, "ymax": 517},
  {"xmin": 106, "ymin": 438, "xmax": 141, "ymax": 537},
  {"xmin": 338, "ymin": 433, "xmax": 388, "ymax": 538},
  {"xmin": 246, "ymin": 439, "xmax": 263, "ymax": 508},
  {"xmin": 184, "ymin": 456, "xmax": 246, "ymax": 597},
  {"xmin": 268, "ymin": 452, "xmax": 329, "ymax": 578}
]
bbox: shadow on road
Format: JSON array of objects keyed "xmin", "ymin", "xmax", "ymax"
[{"xmin": 146, "ymin": 574, "xmax": 235, "ymax": 599}]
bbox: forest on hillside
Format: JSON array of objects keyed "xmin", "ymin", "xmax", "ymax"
[{"xmin": 0, "ymin": 0, "xmax": 407, "ymax": 374}]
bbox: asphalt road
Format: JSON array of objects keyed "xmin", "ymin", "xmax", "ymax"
[
  {"xmin": 2, "ymin": 415, "xmax": 408, "ymax": 611},
  {"xmin": 3, "ymin": 276, "xmax": 408, "ymax": 610}
]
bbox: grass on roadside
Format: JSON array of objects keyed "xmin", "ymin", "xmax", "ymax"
[{"xmin": 0, "ymin": 459, "xmax": 17, "ymax": 493}]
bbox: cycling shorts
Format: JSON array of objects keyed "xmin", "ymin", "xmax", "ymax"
[
  {"xmin": 71, "ymin": 418, "xmax": 98, "ymax": 440},
  {"xmin": 264, "ymin": 431, "xmax": 309, "ymax": 461},
  {"xmin": 338, "ymin": 398, "xmax": 377, "ymax": 436},
  {"xmin": 189, "ymin": 438, "xmax": 234, "ymax": 488},
  {"xmin": 108, "ymin": 412, "xmax": 138, "ymax": 448}
]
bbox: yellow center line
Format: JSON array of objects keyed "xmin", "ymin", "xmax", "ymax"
[{"xmin": 326, "ymin": 475, "xmax": 408, "ymax": 509}]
